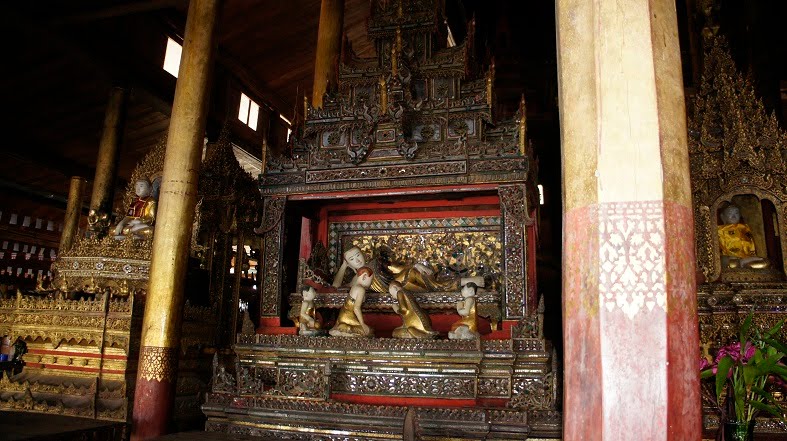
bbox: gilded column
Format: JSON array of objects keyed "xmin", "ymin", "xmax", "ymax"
[
  {"xmin": 556, "ymin": 0, "xmax": 700, "ymax": 439},
  {"xmin": 312, "ymin": 0, "xmax": 345, "ymax": 108},
  {"xmin": 59, "ymin": 176, "xmax": 86, "ymax": 252},
  {"xmin": 131, "ymin": 0, "xmax": 221, "ymax": 439},
  {"xmin": 90, "ymin": 87, "xmax": 128, "ymax": 222}
]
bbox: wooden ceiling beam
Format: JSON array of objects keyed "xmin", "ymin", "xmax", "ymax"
[
  {"xmin": 48, "ymin": 0, "xmax": 189, "ymax": 25},
  {"xmin": 216, "ymin": 51, "xmax": 290, "ymax": 116},
  {"xmin": 0, "ymin": 150, "xmax": 127, "ymax": 197},
  {"xmin": 9, "ymin": 10, "xmax": 173, "ymax": 124}
]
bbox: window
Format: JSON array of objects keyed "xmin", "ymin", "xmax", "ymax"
[
  {"xmin": 238, "ymin": 93, "xmax": 260, "ymax": 130},
  {"xmin": 537, "ymin": 184, "xmax": 545, "ymax": 205},
  {"xmin": 279, "ymin": 114, "xmax": 292, "ymax": 142},
  {"xmin": 446, "ymin": 24, "xmax": 456, "ymax": 48},
  {"xmin": 163, "ymin": 37, "xmax": 182, "ymax": 78}
]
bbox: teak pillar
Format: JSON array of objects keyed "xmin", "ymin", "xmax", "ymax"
[
  {"xmin": 90, "ymin": 87, "xmax": 128, "ymax": 218},
  {"xmin": 59, "ymin": 176, "xmax": 86, "ymax": 252},
  {"xmin": 312, "ymin": 0, "xmax": 344, "ymax": 108},
  {"xmin": 556, "ymin": 0, "xmax": 700, "ymax": 440},
  {"xmin": 131, "ymin": 0, "xmax": 220, "ymax": 439}
]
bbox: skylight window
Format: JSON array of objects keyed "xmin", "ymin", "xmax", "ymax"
[
  {"xmin": 163, "ymin": 37, "xmax": 182, "ymax": 78},
  {"xmin": 279, "ymin": 114, "xmax": 292, "ymax": 142},
  {"xmin": 446, "ymin": 24, "xmax": 456, "ymax": 48},
  {"xmin": 238, "ymin": 93, "xmax": 260, "ymax": 130}
]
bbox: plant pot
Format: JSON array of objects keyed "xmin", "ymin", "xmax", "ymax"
[{"xmin": 723, "ymin": 420, "xmax": 754, "ymax": 441}]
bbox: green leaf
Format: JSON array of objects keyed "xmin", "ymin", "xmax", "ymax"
[
  {"xmin": 749, "ymin": 400, "xmax": 784, "ymax": 419},
  {"xmin": 743, "ymin": 365, "xmax": 758, "ymax": 386},
  {"xmin": 716, "ymin": 355, "xmax": 733, "ymax": 400},
  {"xmin": 771, "ymin": 364, "xmax": 787, "ymax": 378},
  {"xmin": 751, "ymin": 386, "xmax": 779, "ymax": 406},
  {"xmin": 701, "ymin": 369, "xmax": 715, "ymax": 379},
  {"xmin": 765, "ymin": 319, "xmax": 786, "ymax": 339},
  {"xmin": 763, "ymin": 337, "xmax": 787, "ymax": 356},
  {"xmin": 753, "ymin": 352, "xmax": 784, "ymax": 377},
  {"xmin": 740, "ymin": 312, "xmax": 753, "ymax": 343},
  {"xmin": 753, "ymin": 347, "xmax": 764, "ymax": 364}
]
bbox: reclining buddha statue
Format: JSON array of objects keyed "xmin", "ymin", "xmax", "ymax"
[{"xmin": 331, "ymin": 245, "xmax": 463, "ymax": 293}]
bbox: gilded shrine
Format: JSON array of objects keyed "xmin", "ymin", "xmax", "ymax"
[
  {"xmin": 690, "ymin": 36, "xmax": 787, "ymax": 434},
  {"xmin": 0, "ymin": 136, "xmax": 258, "ymax": 430},
  {"xmin": 202, "ymin": 1, "xmax": 560, "ymax": 439}
]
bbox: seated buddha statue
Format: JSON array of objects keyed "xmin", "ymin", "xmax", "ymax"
[
  {"xmin": 717, "ymin": 204, "xmax": 770, "ymax": 270},
  {"xmin": 114, "ymin": 179, "xmax": 157, "ymax": 239},
  {"xmin": 331, "ymin": 245, "xmax": 460, "ymax": 294},
  {"xmin": 329, "ymin": 266, "xmax": 374, "ymax": 338},
  {"xmin": 389, "ymin": 282, "xmax": 438, "ymax": 339}
]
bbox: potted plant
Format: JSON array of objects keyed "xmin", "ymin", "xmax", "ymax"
[{"xmin": 700, "ymin": 313, "xmax": 787, "ymax": 440}]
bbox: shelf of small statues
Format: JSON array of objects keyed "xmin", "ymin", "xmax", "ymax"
[
  {"xmin": 287, "ymin": 289, "xmax": 502, "ymax": 329},
  {"xmin": 697, "ymin": 284, "xmax": 787, "ymax": 311},
  {"xmin": 288, "ymin": 289, "xmax": 501, "ymax": 311}
]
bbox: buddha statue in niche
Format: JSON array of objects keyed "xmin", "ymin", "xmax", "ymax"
[
  {"xmin": 718, "ymin": 204, "xmax": 770, "ymax": 270},
  {"xmin": 331, "ymin": 245, "xmax": 463, "ymax": 294},
  {"xmin": 114, "ymin": 178, "xmax": 157, "ymax": 239},
  {"xmin": 389, "ymin": 281, "xmax": 438, "ymax": 339}
]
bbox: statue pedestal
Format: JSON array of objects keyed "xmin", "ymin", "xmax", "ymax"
[{"xmin": 204, "ymin": 333, "xmax": 560, "ymax": 439}]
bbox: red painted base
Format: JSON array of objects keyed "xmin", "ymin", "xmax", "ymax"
[
  {"xmin": 257, "ymin": 314, "xmax": 510, "ymax": 338},
  {"xmin": 131, "ymin": 378, "xmax": 175, "ymax": 441}
]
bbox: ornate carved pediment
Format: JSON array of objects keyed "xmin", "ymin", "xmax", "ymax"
[
  {"xmin": 199, "ymin": 130, "xmax": 261, "ymax": 235},
  {"xmin": 689, "ymin": 36, "xmax": 787, "ymax": 281}
]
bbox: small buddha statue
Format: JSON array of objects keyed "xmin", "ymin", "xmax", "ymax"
[
  {"xmin": 114, "ymin": 179, "xmax": 157, "ymax": 240},
  {"xmin": 329, "ymin": 267, "xmax": 374, "ymax": 338},
  {"xmin": 389, "ymin": 281, "xmax": 438, "ymax": 339},
  {"xmin": 299, "ymin": 287, "xmax": 324, "ymax": 336},
  {"xmin": 448, "ymin": 282, "xmax": 480, "ymax": 340},
  {"xmin": 717, "ymin": 204, "xmax": 770, "ymax": 270}
]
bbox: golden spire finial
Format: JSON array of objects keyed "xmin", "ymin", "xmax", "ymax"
[
  {"xmin": 517, "ymin": 93, "xmax": 527, "ymax": 156},
  {"xmin": 261, "ymin": 137, "xmax": 267, "ymax": 175},
  {"xmin": 390, "ymin": 44, "xmax": 398, "ymax": 78},
  {"xmin": 395, "ymin": 26, "xmax": 402, "ymax": 53},
  {"xmin": 379, "ymin": 75, "xmax": 388, "ymax": 114},
  {"xmin": 486, "ymin": 58, "xmax": 495, "ymax": 108}
]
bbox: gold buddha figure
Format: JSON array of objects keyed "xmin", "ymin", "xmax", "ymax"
[
  {"xmin": 448, "ymin": 282, "xmax": 480, "ymax": 340},
  {"xmin": 389, "ymin": 281, "xmax": 438, "ymax": 339},
  {"xmin": 332, "ymin": 246, "xmax": 460, "ymax": 294},
  {"xmin": 329, "ymin": 266, "xmax": 374, "ymax": 338},
  {"xmin": 717, "ymin": 204, "xmax": 770, "ymax": 270},
  {"xmin": 114, "ymin": 179, "xmax": 157, "ymax": 239}
]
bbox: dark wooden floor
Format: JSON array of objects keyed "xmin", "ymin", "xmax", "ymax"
[
  {"xmin": 0, "ymin": 411, "xmax": 124, "ymax": 440},
  {"xmin": 152, "ymin": 432, "xmax": 274, "ymax": 440},
  {"xmin": 4, "ymin": 411, "xmax": 787, "ymax": 441}
]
